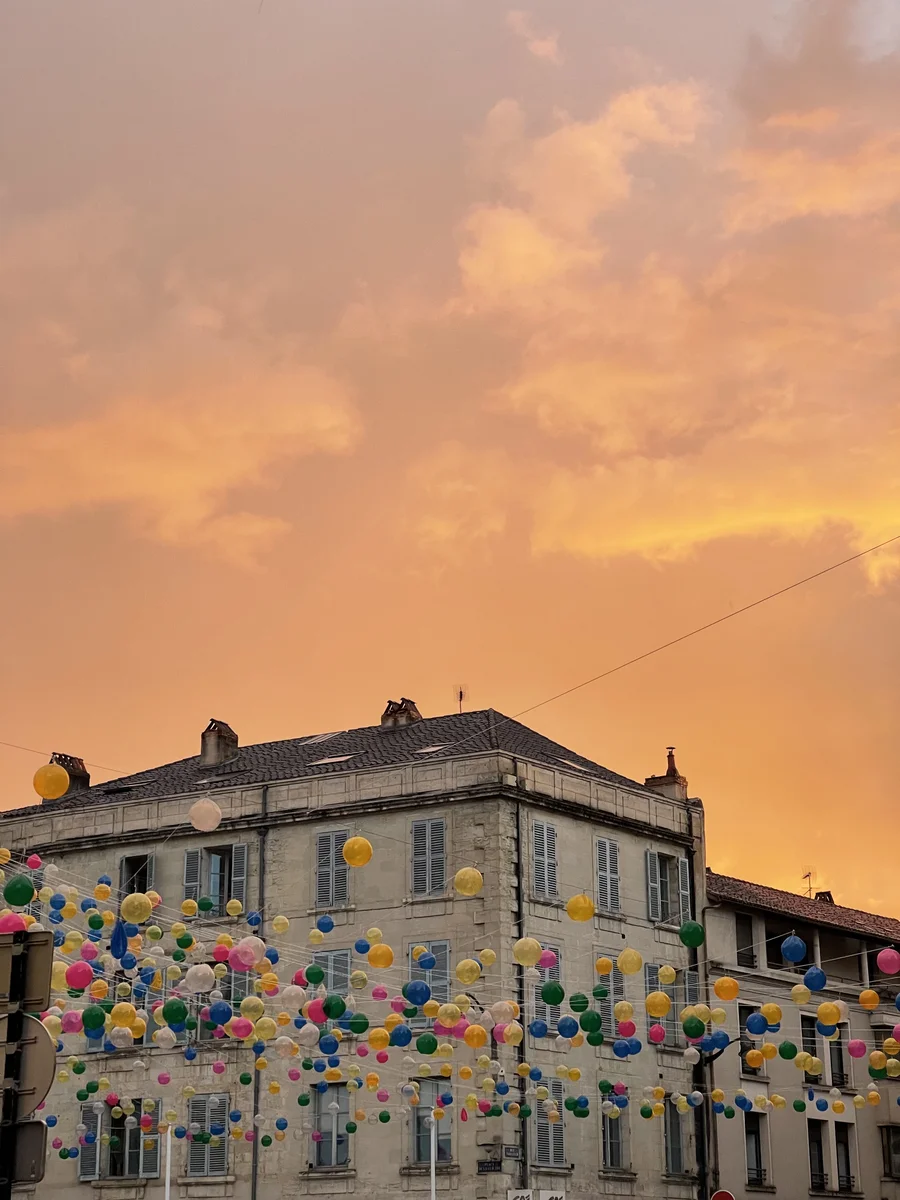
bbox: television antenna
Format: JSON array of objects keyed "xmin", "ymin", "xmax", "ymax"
[
  {"xmin": 801, "ymin": 867, "xmax": 816, "ymax": 898},
  {"xmin": 453, "ymin": 684, "xmax": 469, "ymax": 714}
]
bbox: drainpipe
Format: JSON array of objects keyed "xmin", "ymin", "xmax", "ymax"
[
  {"xmin": 250, "ymin": 785, "xmax": 269, "ymax": 1200},
  {"xmin": 513, "ymin": 769, "xmax": 529, "ymax": 1189},
  {"xmin": 686, "ymin": 809, "xmax": 711, "ymax": 1200}
]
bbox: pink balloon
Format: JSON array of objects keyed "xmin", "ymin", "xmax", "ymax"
[
  {"xmin": 452, "ymin": 1019, "xmax": 469, "ymax": 1038},
  {"xmin": 433, "ymin": 1022, "xmax": 450, "ymax": 1037},
  {"xmin": 212, "ymin": 1061, "xmax": 226, "ymax": 1074},
  {"xmin": 231, "ymin": 1018, "xmax": 253, "ymax": 1039},
  {"xmin": 80, "ymin": 943, "xmax": 98, "ymax": 961},
  {"xmin": 893, "ymin": 1024, "xmax": 900, "ymax": 1042},
  {"xmin": 61, "ymin": 1011, "xmax": 83, "ymax": 1034},
  {"xmin": 228, "ymin": 947, "xmax": 253, "ymax": 972},
  {"xmin": 877, "ymin": 948, "xmax": 900, "ymax": 975},
  {"xmin": 212, "ymin": 945, "xmax": 230, "ymax": 962},
  {"xmin": 372, "ymin": 985, "xmax": 388, "ymax": 1001},
  {"xmin": 307, "ymin": 999, "xmax": 326, "ymax": 1024},
  {"xmin": 212, "ymin": 1028, "xmax": 225, "ymax": 1039},
  {"xmin": 26, "ymin": 854, "xmax": 42, "ymax": 870},
  {"xmin": 613, "ymin": 1082, "xmax": 626, "ymax": 1095},
  {"xmin": 65, "ymin": 961, "xmax": 93, "ymax": 989},
  {"xmin": 617, "ymin": 1020, "xmax": 636, "ymax": 1038},
  {"xmin": 356, "ymin": 1044, "xmax": 369, "ymax": 1057},
  {"xmin": 245, "ymin": 1130, "xmax": 256, "ymax": 1142},
  {"xmin": 390, "ymin": 996, "xmax": 407, "ymax": 1013},
  {"xmin": 376, "ymin": 1050, "xmax": 389, "ymax": 1064},
  {"xmin": 106, "ymin": 1093, "xmax": 119, "ymax": 1107},
  {"xmin": 648, "ymin": 1023, "xmax": 667, "ymax": 1044},
  {"xmin": 538, "ymin": 950, "xmax": 558, "ymax": 969},
  {"xmin": 493, "ymin": 1023, "xmax": 507, "ymax": 1043},
  {"xmin": 310, "ymin": 1130, "xmax": 322, "ymax": 1143},
  {"xmin": 0, "ymin": 913, "xmax": 27, "ymax": 933},
  {"xmin": 376, "ymin": 1088, "xmax": 390, "ymax": 1102},
  {"xmin": 200, "ymin": 1007, "xmax": 211, "ymax": 1022},
  {"xmin": 288, "ymin": 1068, "xmax": 301, "ymax": 1081},
  {"xmin": 847, "ymin": 1039, "xmax": 867, "ymax": 1058},
  {"xmin": 52, "ymin": 1138, "xmax": 62, "ymax": 1150},
  {"xmin": 293, "ymin": 969, "xmax": 307, "ymax": 986},
  {"xmin": 157, "ymin": 1072, "xmax": 171, "ymax": 1085},
  {"xmin": 477, "ymin": 1099, "xmax": 491, "ymax": 1113}
]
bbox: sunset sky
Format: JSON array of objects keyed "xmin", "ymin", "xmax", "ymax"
[{"xmin": 2, "ymin": 0, "xmax": 899, "ymax": 914}]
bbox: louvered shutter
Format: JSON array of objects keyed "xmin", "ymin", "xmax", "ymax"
[
  {"xmin": 684, "ymin": 968, "xmax": 700, "ymax": 1007},
  {"xmin": 230, "ymin": 844, "xmax": 248, "ymax": 908},
  {"xmin": 645, "ymin": 850, "xmax": 661, "ymax": 921},
  {"xmin": 183, "ymin": 850, "xmax": 202, "ymax": 904},
  {"xmin": 644, "ymin": 965, "xmax": 659, "ymax": 1037},
  {"xmin": 317, "ymin": 833, "xmax": 335, "ymax": 907},
  {"xmin": 544, "ymin": 947, "xmax": 561, "ymax": 1030},
  {"xmin": 597, "ymin": 839, "xmax": 620, "ymax": 912},
  {"xmin": 411, "ymin": 821, "xmax": 430, "ymax": 896},
  {"xmin": 207, "ymin": 1095, "xmax": 229, "ymax": 1175},
  {"xmin": 78, "ymin": 1103, "xmax": 101, "ymax": 1180},
  {"xmin": 187, "ymin": 1096, "xmax": 209, "ymax": 1176},
  {"xmin": 139, "ymin": 1098, "xmax": 160, "ymax": 1177},
  {"xmin": 331, "ymin": 950, "xmax": 351, "ymax": 998},
  {"xmin": 678, "ymin": 856, "xmax": 692, "ymax": 922},
  {"xmin": 430, "ymin": 942, "xmax": 450, "ymax": 1005},
  {"xmin": 429, "ymin": 820, "xmax": 446, "ymax": 894},
  {"xmin": 332, "ymin": 831, "xmax": 349, "ymax": 906},
  {"xmin": 145, "ymin": 855, "xmax": 156, "ymax": 892},
  {"xmin": 549, "ymin": 1079, "xmax": 565, "ymax": 1164},
  {"xmin": 532, "ymin": 821, "xmax": 547, "ymax": 896},
  {"xmin": 544, "ymin": 823, "xmax": 558, "ymax": 897},
  {"xmin": 534, "ymin": 1098, "xmax": 551, "ymax": 1165}
]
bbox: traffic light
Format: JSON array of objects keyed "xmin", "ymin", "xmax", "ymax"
[{"xmin": 0, "ymin": 929, "xmax": 56, "ymax": 1199}]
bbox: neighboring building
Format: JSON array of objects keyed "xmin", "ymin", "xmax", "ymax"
[
  {"xmin": 705, "ymin": 871, "xmax": 900, "ymax": 1200},
  {"xmin": 3, "ymin": 704, "xmax": 707, "ymax": 1200}
]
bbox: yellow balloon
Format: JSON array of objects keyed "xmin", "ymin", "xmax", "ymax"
[
  {"xmin": 760, "ymin": 1003, "xmax": 782, "ymax": 1024},
  {"xmin": 658, "ymin": 964, "xmax": 677, "ymax": 986},
  {"xmin": 308, "ymin": 929, "xmax": 325, "ymax": 945},
  {"xmin": 868, "ymin": 1089, "xmax": 882, "ymax": 1106},
  {"xmin": 272, "ymin": 915, "xmax": 289, "ymax": 934},
  {"xmin": 181, "ymin": 899, "xmax": 198, "ymax": 917},
  {"xmin": 254, "ymin": 1018, "xmax": 277, "ymax": 1041},
  {"xmin": 714, "ymin": 976, "xmax": 739, "ymax": 1001},
  {"xmin": 33, "ymin": 763, "xmax": 69, "ymax": 800},
  {"xmin": 479, "ymin": 948, "xmax": 497, "ymax": 967},
  {"xmin": 225, "ymin": 899, "xmax": 243, "ymax": 917},
  {"xmin": 645, "ymin": 991, "xmax": 672, "ymax": 1019},
  {"xmin": 652, "ymin": 1102, "xmax": 665, "ymax": 1117},
  {"xmin": 817, "ymin": 1001, "xmax": 840, "ymax": 1026},
  {"xmin": 0, "ymin": 849, "xmax": 9, "ymax": 865},
  {"xmin": 368, "ymin": 1027, "xmax": 390, "ymax": 1051},
  {"xmin": 613, "ymin": 1001, "xmax": 634, "ymax": 1022},
  {"xmin": 423, "ymin": 999, "xmax": 439, "ymax": 1018},
  {"xmin": 884, "ymin": 1038, "xmax": 900, "ymax": 1056},
  {"xmin": 384, "ymin": 1013, "xmax": 402, "ymax": 1032},
  {"xmin": 240, "ymin": 996, "xmax": 265, "ymax": 1021},
  {"xmin": 791, "ymin": 983, "xmax": 811, "ymax": 1005},
  {"xmin": 93, "ymin": 884, "xmax": 111, "ymax": 902},
  {"xmin": 454, "ymin": 867, "xmax": 484, "ymax": 897},
  {"xmin": 120, "ymin": 893, "xmax": 152, "ymax": 924},
  {"xmin": 617, "ymin": 948, "xmax": 642, "ymax": 975},
  {"xmin": 595, "ymin": 956, "xmax": 613, "ymax": 976},
  {"xmin": 455, "ymin": 958, "xmax": 481, "ymax": 985},
  {"xmin": 870, "ymin": 1050, "xmax": 888, "ymax": 1070},
  {"xmin": 887, "ymin": 1059, "xmax": 900, "ymax": 1078},
  {"xmin": 350, "ymin": 970, "xmax": 368, "ymax": 989},
  {"xmin": 464, "ymin": 1024, "xmax": 487, "ymax": 1049},
  {"xmin": 368, "ymin": 944, "xmax": 394, "ymax": 969},
  {"xmin": 859, "ymin": 988, "xmax": 880, "ymax": 1011},
  {"xmin": 366, "ymin": 927, "xmax": 383, "ymax": 944},
  {"xmin": 513, "ymin": 938, "xmax": 542, "ymax": 967},
  {"xmin": 342, "ymin": 837, "xmax": 373, "ymax": 867},
  {"xmin": 710, "ymin": 1007, "xmax": 727, "ymax": 1025},
  {"xmin": 760, "ymin": 1042, "xmax": 778, "ymax": 1061},
  {"xmin": 61, "ymin": 902, "xmax": 77, "ymax": 920},
  {"xmin": 504, "ymin": 1021, "xmax": 524, "ymax": 1046},
  {"xmin": 411, "ymin": 945, "xmax": 427, "ymax": 961},
  {"xmin": 111, "ymin": 1003, "xmax": 137, "ymax": 1028},
  {"xmin": 42, "ymin": 1015, "xmax": 62, "ymax": 1037},
  {"xmin": 807, "ymin": 1057, "xmax": 823, "ymax": 1076},
  {"xmin": 565, "ymin": 892, "xmax": 595, "ymax": 922},
  {"xmin": 437, "ymin": 1003, "xmax": 461, "ymax": 1026}
]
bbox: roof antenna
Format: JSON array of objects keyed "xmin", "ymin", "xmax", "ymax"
[
  {"xmin": 801, "ymin": 867, "xmax": 815, "ymax": 898},
  {"xmin": 454, "ymin": 684, "xmax": 468, "ymax": 714}
]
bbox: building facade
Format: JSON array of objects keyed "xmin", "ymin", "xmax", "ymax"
[{"xmin": 3, "ymin": 704, "xmax": 707, "ymax": 1200}]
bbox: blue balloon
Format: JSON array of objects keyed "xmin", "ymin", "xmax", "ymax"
[
  {"xmin": 687, "ymin": 1093, "xmax": 702, "ymax": 1107},
  {"xmin": 120, "ymin": 952, "xmax": 137, "ymax": 970},
  {"xmin": 184, "ymin": 1047, "xmax": 197, "ymax": 1061},
  {"xmin": 313, "ymin": 1060, "xmax": 326, "ymax": 1073},
  {"xmin": 418, "ymin": 953, "xmax": 437, "ymax": 971},
  {"xmin": 56, "ymin": 1040, "xmax": 64, "ymax": 1053},
  {"xmin": 735, "ymin": 1096, "xmax": 752, "ymax": 1112},
  {"xmin": 807, "ymin": 1088, "xmax": 815, "ymax": 1101},
  {"xmin": 440, "ymin": 1093, "xmax": 454, "ymax": 1107},
  {"xmin": 767, "ymin": 1023, "xmax": 780, "ymax": 1033},
  {"xmin": 174, "ymin": 1126, "xmax": 187, "ymax": 1139},
  {"xmin": 894, "ymin": 994, "xmax": 900, "ymax": 1014},
  {"xmin": 46, "ymin": 1115, "xmax": 58, "ymax": 1127},
  {"xmin": 354, "ymin": 939, "xmax": 370, "ymax": 954},
  {"xmin": 529, "ymin": 1020, "xmax": 548, "ymax": 1038},
  {"xmin": 88, "ymin": 931, "xmax": 102, "ymax": 943},
  {"xmin": 209, "ymin": 1001, "xmax": 233, "ymax": 1026},
  {"xmin": 700, "ymin": 1035, "xmax": 715, "ymax": 1052},
  {"xmin": 314, "ymin": 1080, "xmax": 328, "ymax": 1093},
  {"xmin": 68, "ymin": 1147, "xmax": 80, "ymax": 1159},
  {"xmin": 627, "ymin": 1037, "xmax": 642, "ymax": 1056},
  {"xmin": 390, "ymin": 1025, "xmax": 412, "ymax": 1047},
  {"xmin": 229, "ymin": 1110, "xmax": 242, "ymax": 1123},
  {"xmin": 97, "ymin": 875, "xmax": 112, "ymax": 887},
  {"xmin": 713, "ymin": 1101, "xmax": 725, "ymax": 1114},
  {"xmin": 275, "ymin": 1117, "xmax": 288, "ymax": 1130},
  {"xmin": 575, "ymin": 1095, "xmax": 589, "ymax": 1109},
  {"xmin": 319, "ymin": 1035, "xmax": 339, "ymax": 1055},
  {"xmin": 169, "ymin": 1022, "xmax": 186, "ymax": 1034},
  {"xmin": 316, "ymin": 915, "xmax": 335, "ymax": 934},
  {"xmin": 815, "ymin": 1098, "xmax": 828, "ymax": 1112},
  {"xmin": 745, "ymin": 1012, "xmax": 768, "ymax": 1036},
  {"xmin": 110, "ymin": 920, "xmax": 128, "ymax": 961},
  {"xmin": 407, "ymin": 980, "xmax": 431, "ymax": 1006},
  {"xmin": 49, "ymin": 893, "xmax": 66, "ymax": 910},
  {"xmin": 613, "ymin": 1039, "xmax": 631, "ymax": 1058},
  {"xmin": 80, "ymin": 898, "xmax": 94, "ymax": 913},
  {"xmin": 103, "ymin": 1041, "xmax": 116, "ymax": 1053},
  {"xmin": 529, "ymin": 1067, "xmax": 542, "ymax": 1081},
  {"xmin": 496, "ymin": 1081, "xmax": 510, "ymax": 1095},
  {"xmin": 804, "ymin": 966, "xmax": 827, "ymax": 992},
  {"xmin": 781, "ymin": 935, "xmax": 807, "ymax": 963},
  {"xmin": 327, "ymin": 1055, "xmax": 340, "ymax": 1068},
  {"xmin": 265, "ymin": 948, "xmax": 279, "ymax": 964},
  {"xmin": 210, "ymin": 1124, "xmax": 225, "ymax": 1137},
  {"xmin": 294, "ymin": 1017, "xmax": 306, "ymax": 1029},
  {"xmin": 557, "ymin": 1016, "xmax": 578, "ymax": 1039},
  {"xmin": 122, "ymin": 922, "xmax": 139, "ymax": 937},
  {"xmin": 816, "ymin": 1022, "xmax": 836, "ymax": 1037},
  {"xmin": 140, "ymin": 967, "xmax": 157, "ymax": 984},
  {"xmin": 613, "ymin": 1094, "xmax": 628, "ymax": 1108},
  {"xmin": 50, "ymin": 915, "xmax": 64, "ymax": 930},
  {"xmin": 247, "ymin": 912, "xmax": 262, "ymax": 927},
  {"xmin": 711, "ymin": 1030, "xmax": 730, "ymax": 1050}
]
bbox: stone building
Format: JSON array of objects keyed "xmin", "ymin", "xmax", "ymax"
[
  {"xmin": 2, "ymin": 702, "xmax": 708, "ymax": 1200},
  {"xmin": 704, "ymin": 871, "xmax": 900, "ymax": 1199}
]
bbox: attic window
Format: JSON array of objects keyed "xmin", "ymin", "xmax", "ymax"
[
  {"xmin": 415, "ymin": 745, "xmax": 451, "ymax": 755},
  {"xmin": 304, "ymin": 732, "xmax": 342, "ymax": 746},
  {"xmin": 309, "ymin": 755, "xmax": 354, "ymax": 765}
]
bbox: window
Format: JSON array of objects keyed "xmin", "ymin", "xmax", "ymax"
[
  {"xmin": 807, "ymin": 1119, "xmax": 828, "ymax": 1193},
  {"xmin": 532, "ymin": 821, "xmax": 558, "ymax": 900},
  {"xmin": 801, "ymin": 1015, "xmax": 819, "ymax": 1084},
  {"xmin": 312, "ymin": 950, "xmax": 351, "ymax": 1028},
  {"xmin": 78, "ymin": 1100, "xmax": 160, "ymax": 1181},
  {"xmin": 881, "ymin": 1125, "xmax": 900, "ymax": 1179},
  {"xmin": 735, "ymin": 913, "xmax": 756, "ymax": 968},
  {"xmin": 596, "ymin": 838, "xmax": 620, "ymax": 912},
  {"xmin": 186, "ymin": 1095, "xmax": 229, "ymax": 1177},
  {"xmin": 411, "ymin": 819, "xmax": 446, "ymax": 897},
  {"xmin": 601, "ymin": 1112, "xmax": 626, "ymax": 1171},
  {"xmin": 413, "ymin": 1080, "xmax": 452, "ymax": 1163},
  {"xmin": 597, "ymin": 953, "xmax": 626, "ymax": 1038},
  {"xmin": 835, "ymin": 1122, "xmax": 854, "ymax": 1194},
  {"xmin": 408, "ymin": 942, "xmax": 450, "ymax": 1027},
  {"xmin": 316, "ymin": 831, "xmax": 349, "ymax": 908},
  {"xmin": 183, "ymin": 845, "xmax": 247, "ymax": 916},
  {"xmin": 120, "ymin": 854, "xmax": 155, "ymax": 898},
  {"xmin": 744, "ymin": 1112, "xmax": 766, "ymax": 1185},
  {"xmin": 739, "ymin": 1004, "xmax": 761, "ymax": 1076},
  {"xmin": 644, "ymin": 964, "xmax": 677, "ymax": 1043},
  {"xmin": 664, "ymin": 1101, "xmax": 685, "ymax": 1175},
  {"xmin": 533, "ymin": 946, "xmax": 562, "ymax": 1033},
  {"xmin": 534, "ymin": 1078, "xmax": 565, "ymax": 1167},
  {"xmin": 646, "ymin": 851, "xmax": 690, "ymax": 924},
  {"xmin": 314, "ymin": 1085, "xmax": 350, "ymax": 1167},
  {"xmin": 830, "ymin": 1027, "xmax": 849, "ymax": 1087}
]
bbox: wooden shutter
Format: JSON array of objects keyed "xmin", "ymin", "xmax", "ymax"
[
  {"xmin": 317, "ymin": 833, "xmax": 334, "ymax": 907},
  {"xmin": 430, "ymin": 942, "xmax": 450, "ymax": 1005},
  {"xmin": 544, "ymin": 822, "xmax": 558, "ymax": 897},
  {"xmin": 187, "ymin": 1095, "xmax": 209, "ymax": 1176},
  {"xmin": 428, "ymin": 820, "xmax": 446, "ymax": 894},
  {"xmin": 411, "ymin": 820, "xmax": 429, "ymax": 896},
  {"xmin": 183, "ymin": 850, "xmax": 202, "ymax": 904},
  {"xmin": 678, "ymin": 856, "xmax": 692, "ymax": 922},
  {"xmin": 684, "ymin": 968, "xmax": 700, "ymax": 1007},
  {"xmin": 78, "ymin": 1103, "xmax": 101, "ymax": 1180},
  {"xmin": 645, "ymin": 850, "xmax": 661, "ymax": 921},
  {"xmin": 597, "ymin": 838, "xmax": 620, "ymax": 912},
  {"xmin": 331, "ymin": 950, "xmax": 351, "ymax": 998},
  {"xmin": 532, "ymin": 821, "xmax": 546, "ymax": 896},
  {"xmin": 230, "ymin": 844, "xmax": 248, "ymax": 908},
  {"xmin": 644, "ymin": 964, "xmax": 659, "ymax": 1037},
  {"xmin": 332, "ymin": 831, "xmax": 349, "ymax": 906},
  {"xmin": 207, "ymin": 1095, "xmax": 229, "ymax": 1176},
  {"xmin": 534, "ymin": 1099, "xmax": 551, "ymax": 1165},
  {"xmin": 549, "ymin": 1078, "xmax": 565, "ymax": 1164},
  {"xmin": 139, "ymin": 1098, "xmax": 160, "ymax": 1177}
]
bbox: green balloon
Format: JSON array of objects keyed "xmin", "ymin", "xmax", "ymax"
[
  {"xmin": 261, "ymin": 1134, "xmax": 272, "ymax": 1147},
  {"xmin": 240, "ymin": 1072, "xmax": 253, "ymax": 1086},
  {"xmin": 109, "ymin": 1136, "xmax": 121, "ymax": 1150},
  {"xmin": 87, "ymin": 914, "xmax": 104, "ymax": 930},
  {"xmin": 59, "ymin": 1149, "xmax": 70, "ymax": 1159},
  {"xmin": 72, "ymin": 1061, "xmax": 86, "ymax": 1075},
  {"xmin": 519, "ymin": 1104, "xmax": 532, "ymax": 1119},
  {"xmin": 82, "ymin": 1005, "xmax": 105, "ymax": 1031},
  {"xmin": 724, "ymin": 1106, "xmax": 735, "ymax": 1119},
  {"xmin": 76, "ymin": 1089, "xmax": 89, "ymax": 1102},
  {"xmin": 579, "ymin": 1010, "xmax": 602, "ymax": 1033},
  {"xmin": 176, "ymin": 934, "xmax": 194, "ymax": 949},
  {"xmin": 640, "ymin": 1103, "xmax": 653, "ymax": 1119},
  {"xmin": 172, "ymin": 950, "xmax": 186, "ymax": 963},
  {"xmin": 198, "ymin": 896, "xmax": 214, "ymax": 912},
  {"xmin": 416, "ymin": 1033, "xmax": 438, "ymax": 1055},
  {"xmin": 3, "ymin": 876, "xmax": 35, "ymax": 908},
  {"xmin": 563, "ymin": 1096, "xmax": 577, "ymax": 1111},
  {"xmin": 793, "ymin": 1099, "xmax": 806, "ymax": 1112},
  {"xmin": 185, "ymin": 1016, "xmax": 198, "ymax": 1031},
  {"xmin": 682, "ymin": 1016, "xmax": 705, "ymax": 1039},
  {"xmin": 378, "ymin": 1111, "xmax": 391, "ymax": 1123},
  {"xmin": 301, "ymin": 1059, "xmax": 314, "ymax": 1071},
  {"xmin": 598, "ymin": 1079, "xmax": 612, "ymax": 1093},
  {"xmin": 778, "ymin": 1040, "xmax": 797, "ymax": 1060},
  {"xmin": 574, "ymin": 1107, "xmax": 589, "ymax": 1118},
  {"xmin": 86, "ymin": 1080, "xmax": 99, "ymax": 1093},
  {"xmin": 569, "ymin": 993, "xmax": 589, "ymax": 1013},
  {"xmin": 305, "ymin": 964, "xmax": 325, "ymax": 986},
  {"xmin": 592, "ymin": 985, "xmax": 608, "ymax": 1000},
  {"xmin": 298, "ymin": 1094, "xmax": 311, "ymax": 1107},
  {"xmin": 870, "ymin": 1065, "xmax": 888, "ymax": 1079},
  {"xmin": 679, "ymin": 920, "xmax": 706, "ymax": 949},
  {"xmin": 403, "ymin": 1006, "xmax": 418, "ymax": 1019},
  {"xmin": 586, "ymin": 1030, "xmax": 605, "ymax": 1046},
  {"xmin": 323, "ymin": 995, "xmax": 346, "ymax": 1020},
  {"xmin": 162, "ymin": 998, "xmax": 188, "ymax": 1025},
  {"xmin": 489, "ymin": 1105, "xmax": 502, "ymax": 1117},
  {"xmin": 345, "ymin": 1121, "xmax": 357, "ymax": 1134},
  {"xmin": 541, "ymin": 981, "xmax": 565, "ymax": 1006},
  {"xmin": 349, "ymin": 1013, "xmax": 369, "ymax": 1035}
]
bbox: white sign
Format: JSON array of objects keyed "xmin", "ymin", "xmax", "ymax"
[
  {"xmin": 508, "ymin": 1192, "xmax": 532, "ymax": 1200},
  {"xmin": 539, "ymin": 1192, "xmax": 565, "ymax": 1200}
]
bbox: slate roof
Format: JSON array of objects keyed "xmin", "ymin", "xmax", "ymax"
[
  {"xmin": 8, "ymin": 709, "xmax": 650, "ymax": 818},
  {"xmin": 707, "ymin": 870, "xmax": 900, "ymax": 944}
]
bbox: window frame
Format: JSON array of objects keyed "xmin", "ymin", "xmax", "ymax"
[
  {"xmin": 663, "ymin": 1100, "xmax": 685, "ymax": 1176},
  {"xmin": 407, "ymin": 941, "xmax": 450, "ymax": 1029},
  {"xmin": 601, "ymin": 1111, "xmax": 626, "ymax": 1171},
  {"xmin": 532, "ymin": 820, "xmax": 559, "ymax": 900},
  {"xmin": 186, "ymin": 1094, "xmax": 229, "ymax": 1178},
  {"xmin": 315, "ymin": 830, "xmax": 349, "ymax": 909},
  {"xmin": 744, "ymin": 1110, "xmax": 767, "ymax": 1186},
  {"xmin": 313, "ymin": 1083, "xmax": 350, "ymax": 1168},
  {"xmin": 595, "ymin": 836, "xmax": 621, "ymax": 913},
  {"xmin": 533, "ymin": 1078, "xmax": 565, "ymax": 1167},
  {"xmin": 412, "ymin": 1079, "xmax": 453, "ymax": 1164},
  {"xmin": 881, "ymin": 1125, "xmax": 900, "ymax": 1180},
  {"xmin": 410, "ymin": 818, "xmax": 447, "ymax": 898}
]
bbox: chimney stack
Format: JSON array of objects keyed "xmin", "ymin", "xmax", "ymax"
[
  {"xmin": 644, "ymin": 747, "xmax": 689, "ymax": 801},
  {"xmin": 200, "ymin": 719, "xmax": 239, "ymax": 767},
  {"xmin": 42, "ymin": 752, "xmax": 91, "ymax": 803},
  {"xmin": 380, "ymin": 698, "xmax": 423, "ymax": 729}
]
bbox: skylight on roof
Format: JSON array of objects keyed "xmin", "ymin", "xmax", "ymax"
[
  {"xmin": 415, "ymin": 744, "xmax": 451, "ymax": 754},
  {"xmin": 304, "ymin": 732, "xmax": 342, "ymax": 745},
  {"xmin": 309, "ymin": 754, "xmax": 355, "ymax": 765}
]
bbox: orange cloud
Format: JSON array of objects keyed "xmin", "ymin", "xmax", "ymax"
[{"xmin": 506, "ymin": 10, "xmax": 562, "ymax": 65}]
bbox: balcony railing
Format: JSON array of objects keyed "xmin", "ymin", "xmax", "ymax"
[
  {"xmin": 810, "ymin": 1172, "xmax": 829, "ymax": 1193},
  {"xmin": 838, "ymin": 1174, "xmax": 855, "ymax": 1194},
  {"xmin": 737, "ymin": 947, "xmax": 757, "ymax": 968},
  {"xmin": 831, "ymin": 1071, "xmax": 849, "ymax": 1087},
  {"xmin": 747, "ymin": 1166, "xmax": 767, "ymax": 1186}
]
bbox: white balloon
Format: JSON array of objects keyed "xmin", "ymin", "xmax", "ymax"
[
  {"xmin": 109, "ymin": 1027, "xmax": 134, "ymax": 1048},
  {"xmin": 296, "ymin": 1022, "xmax": 320, "ymax": 1047},
  {"xmin": 155, "ymin": 1027, "xmax": 177, "ymax": 1051},
  {"xmin": 184, "ymin": 964, "xmax": 216, "ymax": 994},
  {"xmin": 274, "ymin": 1036, "xmax": 295, "ymax": 1059},
  {"xmin": 189, "ymin": 797, "xmax": 222, "ymax": 833}
]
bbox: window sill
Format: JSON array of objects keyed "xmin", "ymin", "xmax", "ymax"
[
  {"xmin": 90, "ymin": 1182, "xmax": 149, "ymax": 1189},
  {"xmin": 404, "ymin": 894, "xmax": 450, "ymax": 905},
  {"xmin": 529, "ymin": 1165, "xmax": 572, "ymax": 1175},
  {"xmin": 300, "ymin": 1169, "xmax": 356, "ymax": 1179},
  {"xmin": 176, "ymin": 1178, "xmax": 235, "ymax": 1186},
  {"xmin": 399, "ymin": 1164, "xmax": 460, "ymax": 1176},
  {"xmin": 307, "ymin": 905, "xmax": 357, "ymax": 917},
  {"xmin": 598, "ymin": 1168, "xmax": 636, "ymax": 1179},
  {"xmin": 746, "ymin": 1185, "xmax": 777, "ymax": 1193}
]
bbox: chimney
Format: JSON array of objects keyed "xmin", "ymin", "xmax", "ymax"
[
  {"xmin": 814, "ymin": 890, "xmax": 835, "ymax": 904},
  {"xmin": 644, "ymin": 747, "xmax": 689, "ymax": 801},
  {"xmin": 200, "ymin": 719, "xmax": 239, "ymax": 767},
  {"xmin": 42, "ymin": 752, "xmax": 91, "ymax": 803},
  {"xmin": 380, "ymin": 698, "xmax": 423, "ymax": 730}
]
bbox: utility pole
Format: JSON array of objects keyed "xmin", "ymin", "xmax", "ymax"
[{"xmin": 0, "ymin": 929, "xmax": 56, "ymax": 1200}]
